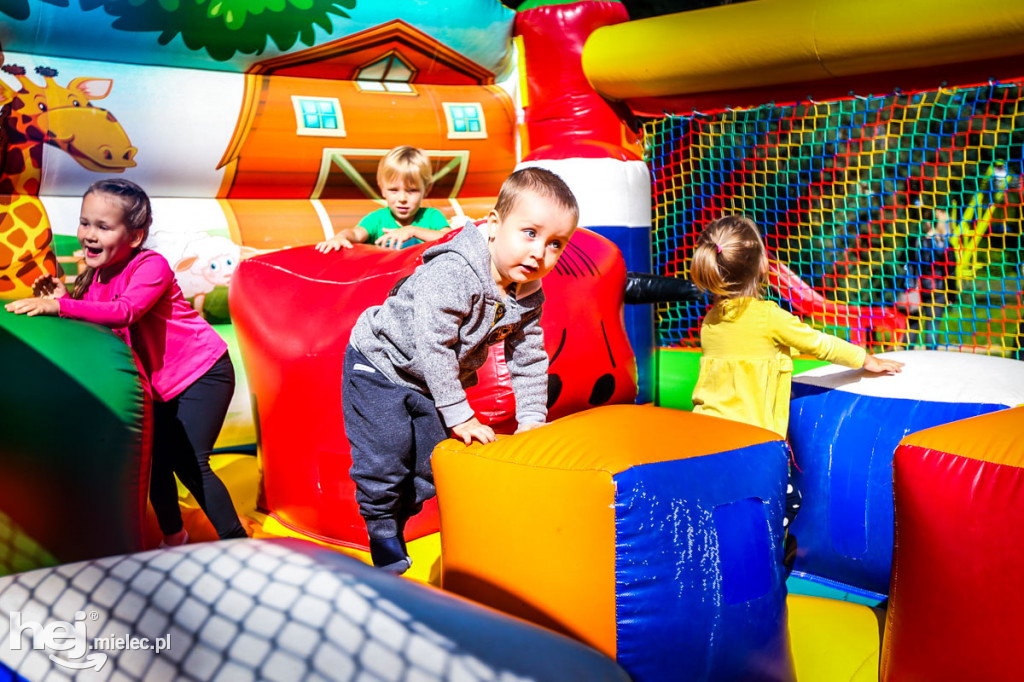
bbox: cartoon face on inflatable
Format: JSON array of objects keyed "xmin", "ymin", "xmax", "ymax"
[
  {"xmin": 173, "ymin": 235, "xmax": 243, "ymax": 298},
  {"xmin": 539, "ymin": 234, "xmax": 637, "ymax": 421}
]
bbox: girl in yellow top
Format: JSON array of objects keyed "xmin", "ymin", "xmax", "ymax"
[
  {"xmin": 690, "ymin": 214, "xmax": 902, "ymax": 436},
  {"xmin": 689, "ymin": 215, "xmax": 903, "ymax": 558}
]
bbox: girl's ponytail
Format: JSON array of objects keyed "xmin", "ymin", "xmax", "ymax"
[
  {"xmin": 691, "ymin": 238, "xmax": 729, "ymax": 297},
  {"xmin": 70, "ymin": 267, "xmax": 97, "ymax": 300}
]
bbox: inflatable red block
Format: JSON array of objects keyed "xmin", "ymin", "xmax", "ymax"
[
  {"xmin": 230, "ymin": 228, "xmax": 636, "ymax": 549},
  {"xmin": 882, "ymin": 407, "xmax": 1024, "ymax": 681}
]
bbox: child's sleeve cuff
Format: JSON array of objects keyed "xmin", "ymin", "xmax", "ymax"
[
  {"xmin": 438, "ymin": 400, "xmax": 475, "ymax": 429},
  {"xmin": 516, "ymin": 409, "xmax": 546, "ymax": 427}
]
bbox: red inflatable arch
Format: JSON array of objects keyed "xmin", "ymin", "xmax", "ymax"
[{"xmin": 230, "ymin": 227, "xmax": 636, "ymax": 549}]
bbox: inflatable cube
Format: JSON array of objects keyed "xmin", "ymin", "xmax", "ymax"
[
  {"xmin": 434, "ymin": 404, "xmax": 795, "ymax": 682},
  {"xmin": 881, "ymin": 406, "xmax": 1024, "ymax": 681},
  {"xmin": 789, "ymin": 350, "xmax": 1024, "ymax": 595}
]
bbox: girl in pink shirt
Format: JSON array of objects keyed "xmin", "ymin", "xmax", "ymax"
[{"xmin": 5, "ymin": 179, "xmax": 247, "ymax": 546}]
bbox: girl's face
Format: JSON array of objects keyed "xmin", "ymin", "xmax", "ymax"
[{"xmin": 78, "ymin": 192, "xmax": 143, "ymax": 271}]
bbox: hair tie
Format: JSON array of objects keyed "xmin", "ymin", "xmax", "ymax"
[{"xmin": 715, "ymin": 243, "xmax": 723, "ymax": 254}]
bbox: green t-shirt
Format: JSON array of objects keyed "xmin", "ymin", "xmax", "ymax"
[{"xmin": 357, "ymin": 207, "xmax": 449, "ymax": 247}]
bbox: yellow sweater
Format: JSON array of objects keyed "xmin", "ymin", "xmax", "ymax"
[{"xmin": 691, "ymin": 298, "xmax": 867, "ymax": 437}]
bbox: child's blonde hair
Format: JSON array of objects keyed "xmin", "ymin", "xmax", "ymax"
[
  {"xmin": 377, "ymin": 146, "xmax": 434, "ymax": 193},
  {"xmin": 494, "ymin": 167, "xmax": 579, "ymax": 225},
  {"xmin": 690, "ymin": 214, "xmax": 766, "ymax": 299}
]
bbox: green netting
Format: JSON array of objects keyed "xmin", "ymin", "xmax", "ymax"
[{"xmin": 644, "ymin": 80, "xmax": 1024, "ymax": 358}]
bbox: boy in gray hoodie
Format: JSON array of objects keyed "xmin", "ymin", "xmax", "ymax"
[{"xmin": 343, "ymin": 167, "xmax": 579, "ymax": 573}]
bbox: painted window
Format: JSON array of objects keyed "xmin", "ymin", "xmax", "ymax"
[
  {"xmin": 291, "ymin": 96, "xmax": 345, "ymax": 137},
  {"xmin": 356, "ymin": 54, "xmax": 415, "ymax": 94},
  {"xmin": 442, "ymin": 102, "xmax": 486, "ymax": 139}
]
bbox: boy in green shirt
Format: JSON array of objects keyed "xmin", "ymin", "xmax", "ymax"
[{"xmin": 316, "ymin": 146, "xmax": 452, "ymax": 252}]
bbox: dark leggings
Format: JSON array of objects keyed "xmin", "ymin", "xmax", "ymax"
[{"xmin": 149, "ymin": 352, "xmax": 247, "ymax": 540}]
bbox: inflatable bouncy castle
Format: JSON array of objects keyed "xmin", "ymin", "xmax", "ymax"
[{"xmin": 2, "ymin": 0, "xmax": 1024, "ymax": 680}]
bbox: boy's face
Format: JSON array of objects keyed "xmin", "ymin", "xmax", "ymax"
[
  {"xmin": 381, "ymin": 175, "xmax": 425, "ymax": 226},
  {"xmin": 487, "ymin": 191, "xmax": 577, "ymax": 289}
]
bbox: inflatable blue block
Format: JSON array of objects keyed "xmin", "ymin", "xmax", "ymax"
[
  {"xmin": 615, "ymin": 441, "xmax": 794, "ymax": 682},
  {"xmin": 789, "ymin": 351, "xmax": 1024, "ymax": 595},
  {"xmin": 590, "ymin": 224, "xmax": 654, "ymax": 404}
]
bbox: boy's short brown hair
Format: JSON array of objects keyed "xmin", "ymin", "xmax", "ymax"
[
  {"xmin": 494, "ymin": 167, "xmax": 579, "ymax": 225},
  {"xmin": 377, "ymin": 146, "xmax": 434, "ymax": 193}
]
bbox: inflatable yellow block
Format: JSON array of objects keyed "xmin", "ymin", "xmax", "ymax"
[{"xmin": 788, "ymin": 594, "xmax": 882, "ymax": 681}]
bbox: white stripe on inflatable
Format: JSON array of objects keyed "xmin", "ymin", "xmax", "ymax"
[
  {"xmin": 516, "ymin": 158, "xmax": 651, "ymax": 230},
  {"xmin": 795, "ymin": 350, "xmax": 1024, "ymax": 405},
  {"xmin": 311, "ymin": 199, "xmax": 334, "ymax": 241}
]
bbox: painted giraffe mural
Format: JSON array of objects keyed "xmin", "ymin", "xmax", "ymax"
[{"xmin": 0, "ymin": 64, "xmax": 137, "ymax": 299}]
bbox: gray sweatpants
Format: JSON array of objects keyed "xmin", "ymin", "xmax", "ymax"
[{"xmin": 342, "ymin": 345, "xmax": 447, "ymax": 540}]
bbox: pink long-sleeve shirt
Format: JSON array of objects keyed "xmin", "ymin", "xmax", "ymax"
[{"xmin": 59, "ymin": 249, "xmax": 227, "ymax": 401}]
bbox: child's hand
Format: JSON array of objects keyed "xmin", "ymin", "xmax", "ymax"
[
  {"xmin": 376, "ymin": 227, "xmax": 412, "ymax": 250},
  {"xmin": 4, "ymin": 298, "xmax": 60, "ymax": 316},
  {"xmin": 515, "ymin": 421, "xmax": 545, "ymax": 435},
  {"xmin": 376, "ymin": 226, "xmax": 416, "ymax": 250},
  {"xmin": 863, "ymin": 355, "xmax": 904, "ymax": 375},
  {"xmin": 32, "ymin": 274, "xmax": 68, "ymax": 299},
  {"xmin": 451, "ymin": 417, "xmax": 496, "ymax": 445},
  {"xmin": 315, "ymin": 234, "xmax": 353, "ymax": 253}
]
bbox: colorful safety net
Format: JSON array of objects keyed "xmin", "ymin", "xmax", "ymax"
[{"xmin": 645, "ymin": 79, "xmax": 1024, "ymax": 358}]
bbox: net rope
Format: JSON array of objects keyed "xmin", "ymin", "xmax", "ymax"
[{"xmin": 645, "ymin": 79, "xmax": 1024, "ymax": 358}]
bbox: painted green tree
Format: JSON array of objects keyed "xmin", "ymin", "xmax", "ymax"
[{"xmin": 0, "ymin": 0, "xmax": 357, "ymax": 61}]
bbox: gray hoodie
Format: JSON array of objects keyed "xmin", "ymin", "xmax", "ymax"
[{"xmin": 349, "ymin": 223, "xmax": 549, "ymax": 428}]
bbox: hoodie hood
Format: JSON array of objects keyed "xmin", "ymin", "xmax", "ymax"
[
  {"xmin": 423, "ymin": 223, "xmax": 543, "ymax": 300},
  {"xmin": 422, "ymin": 223, "xmax": 497, "ymax": 295}
]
